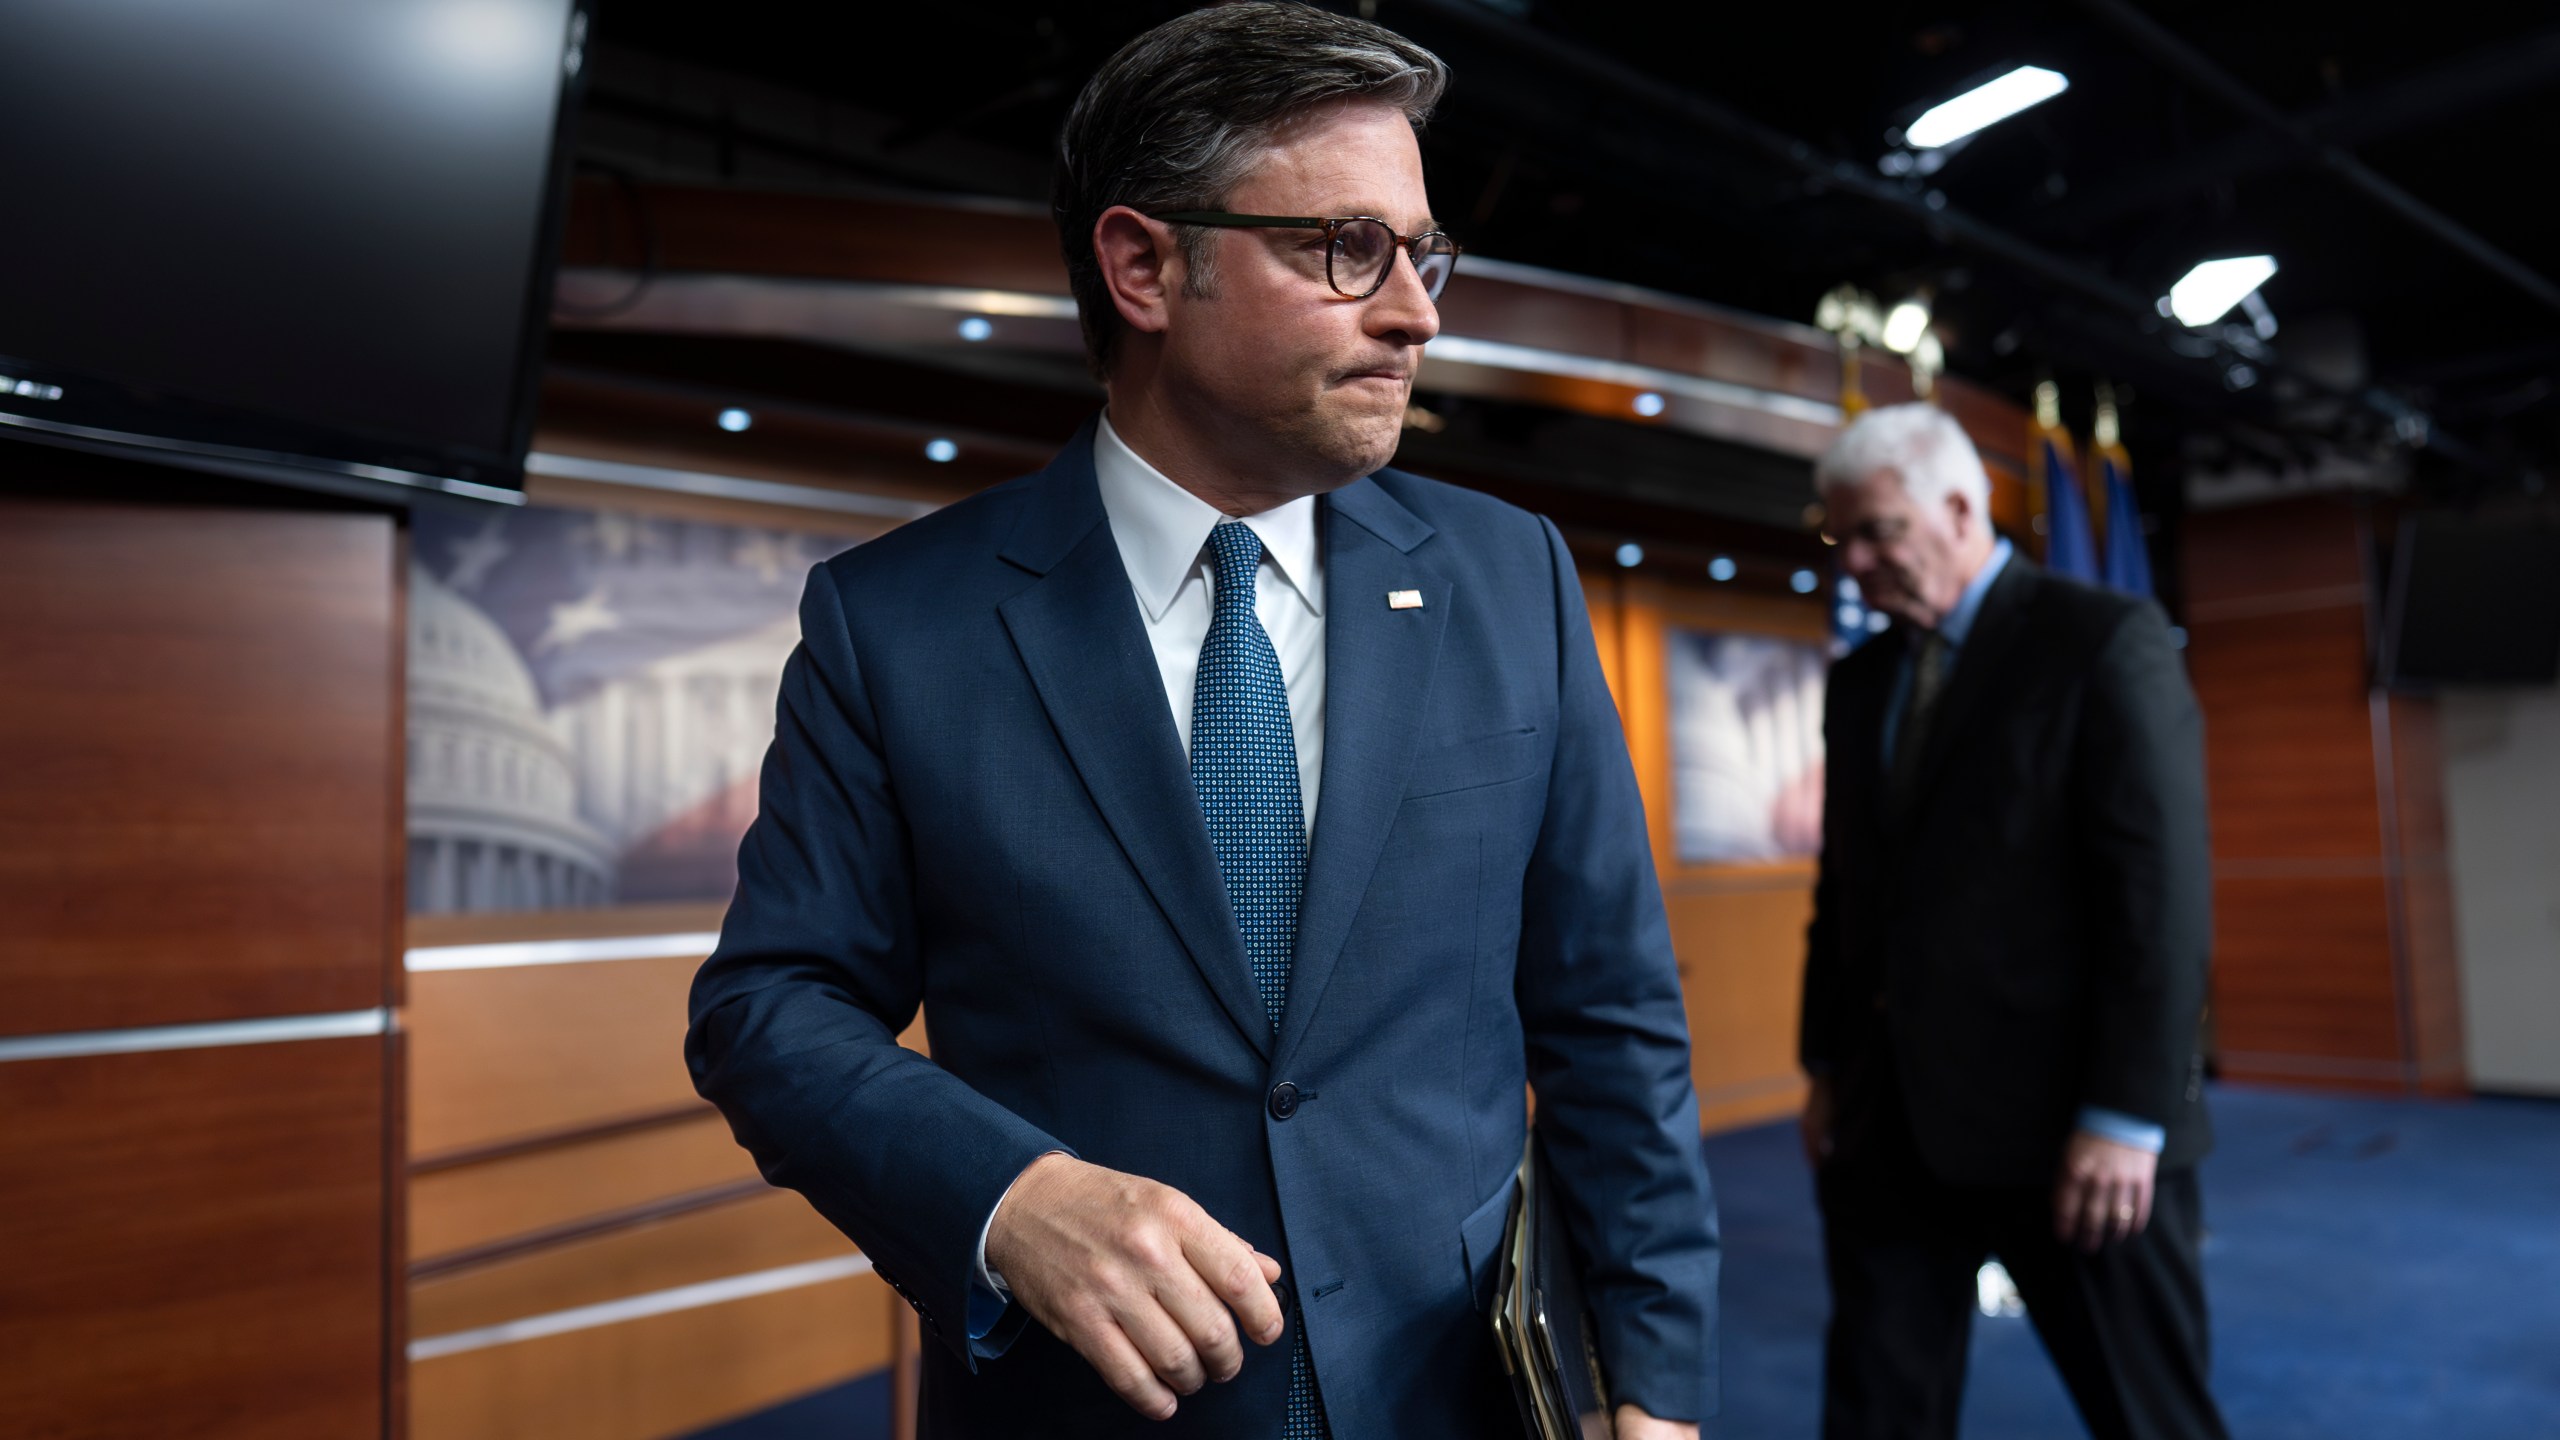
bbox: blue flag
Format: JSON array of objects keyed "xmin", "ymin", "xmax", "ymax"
[
  {"xmin": 2038, "ymin": 434, "xmax": 2099, "ymax": 582},
  {"xmin": 2098, "ymin": 449, "xmax": 2154, "ymax": 597}
]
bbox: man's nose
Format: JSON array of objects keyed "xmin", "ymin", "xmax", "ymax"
[{"xmin": 1364, "ymin": 249, "xmax": 1442, "ymax": 344}]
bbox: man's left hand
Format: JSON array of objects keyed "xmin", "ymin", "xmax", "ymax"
[
  {"xmin": 2053, "ymin": 1129, "xmax": 2158, "ymax": 1254},
  {"xmin": 1615, "ymin": 1404, "xmax": 1699, "ymax": 1439}
]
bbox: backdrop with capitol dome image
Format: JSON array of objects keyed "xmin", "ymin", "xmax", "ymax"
[
  {"xmin": 1668, "ymin": 627, "xmax": 1829, "ymax": 864},
  {"xmin": 407, "ymin": 500, "xmax": 861, "ymax": 914}
]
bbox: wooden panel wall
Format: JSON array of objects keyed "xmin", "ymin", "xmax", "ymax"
[
  {"xmin": 403, "ymin": 914, "xmax": 898, "ymax": 1440},
  {"xmin": 1592, "ymin": 572, "xmax": 1828, "ymax": 1133},
  {"xmin": 0, "ymin": 501, "xmax": 400, "ymax": 1035},
  {"xmin": 2183, "ymin": 499, "xmax": 2464, "ymax": 1092},
  {"xmin": 0, "ymin": 488, "xmax": 403, "ymax": 1438}
]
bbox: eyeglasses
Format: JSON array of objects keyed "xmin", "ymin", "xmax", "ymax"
[{"xmin": 1148, "ymin": 211, "xmax": 1460, "ymax": 301}]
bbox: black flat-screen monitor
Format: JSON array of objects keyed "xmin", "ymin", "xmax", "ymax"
[
  {"xmin": 0, "ymin": 0, "xmax": 588, "ymax": 502},
  {"xmin": 2379, "ymin": 514, "xmax": 2560, "ymax": 688}
]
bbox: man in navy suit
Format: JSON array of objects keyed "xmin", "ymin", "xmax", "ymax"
[{"xmin": 686, "ymin": 8, "xmax": 1718, "ymax": 1436}]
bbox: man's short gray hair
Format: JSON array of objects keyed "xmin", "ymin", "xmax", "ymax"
[
  {"xmin": 1814, "ymin": 402, "xmax": 1992, "ymax": 518},
  {"xmin": 1052, "ymin": 2, "xmax": 1449, "ymax": 378}
]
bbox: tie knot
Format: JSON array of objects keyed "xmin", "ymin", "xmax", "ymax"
[{"xmin": 1207, "ymin": 521, "xmax": 1263, "ymax": 605}]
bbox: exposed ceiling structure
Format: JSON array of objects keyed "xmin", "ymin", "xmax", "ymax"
[{"xmin": 572, "ymin": 0, "xmax": 2560, "ymax": 512}]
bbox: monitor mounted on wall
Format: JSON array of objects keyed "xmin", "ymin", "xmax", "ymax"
[{"xmin": 0, "ymin": 0, "xmax": 591, "ymax": 504}]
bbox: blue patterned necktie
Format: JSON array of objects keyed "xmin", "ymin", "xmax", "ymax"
[{"xmin": 1188, "ymin": 520, "xmax": 1326, "ymax": 1438}]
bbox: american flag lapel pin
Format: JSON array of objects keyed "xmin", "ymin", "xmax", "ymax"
[{"xmin": 1387, "ymin": 589, "xmax": 1424, "ymax": 610}]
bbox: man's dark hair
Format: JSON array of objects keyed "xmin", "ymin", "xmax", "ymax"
[{"xmin": 1052, "ymin": 3, "xmax": 1448, "ymax": 378}]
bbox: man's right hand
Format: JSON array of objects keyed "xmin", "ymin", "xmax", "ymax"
[
  {"xmin": 1799, "ymin": 1075, "xmax": 1835, "ymax": 1169},
  {"xmin": 983, "ymin": 1152, "xmax": 1287, "ymax": 1420}
]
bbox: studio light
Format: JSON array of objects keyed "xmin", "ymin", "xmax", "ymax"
[
  {"xmin": 1881, "ymin": 297, "xmax": 1932, "ymax": 355},
  {"xmin": 1904, "ymin": 66, "xmax": 2069, "ymax": 149},
  {"xmin": 957, "ymin": 316, "xmax": 995, "ymax": 342},
  {"xmin": 924, "ymin": 438, "xmax": 959, "ymax": 463},
  {"xmin": 1709, "ymin": 556, "xmax": 1738, "ymax": 582},
  {"xmin": 1615, "ymin": 542, "xmax": 1645, "ymax": 568},
  {"xmin": 1632, "ymin": 390, "xmax": 1666, "ymax": 417},
  {"xmin": 1790, "ymin": 569, "xmax": 1820, "ymax": 594},
  {"xmin": 2166, "ymin": 255, "xmax": 2278, "ymax": 327},
  {"xmin": 716, "ymin": 408, "xmax": 752, "ymax": 433}
]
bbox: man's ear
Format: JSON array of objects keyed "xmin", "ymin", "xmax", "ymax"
[
  {"xmin": 1942, "ymin": 485, "xmax": 1977, "ymax": 539},
  {"xmin": 1093, "ymin": 206, "xmax": 1181, "ymax": 340}
]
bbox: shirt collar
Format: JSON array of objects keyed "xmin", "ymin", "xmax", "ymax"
[
  {"xmin": 1093, "ymin": 413, "xmax": 1322, "ymax": 624},
  {"xmin": 1936, "ymin": 537, "xmax": 2014, "ymax": 650}
]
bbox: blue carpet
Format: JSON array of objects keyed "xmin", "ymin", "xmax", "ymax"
[
  {"xmin": 679, "ymin": 1368, "xmax": 892, "ymax": 1440},
  {"xmin": 1706, "ymin": 1083, "xmax": 2560, "ymax": 1438}
]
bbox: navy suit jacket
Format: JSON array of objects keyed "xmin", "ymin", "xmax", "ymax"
[{"xmin": 687, "ymin": 420, "xmax": 1719, "ymax": 1438}]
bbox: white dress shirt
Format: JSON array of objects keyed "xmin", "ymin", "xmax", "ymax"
[{"xmin": 971, "ymin": 414, "xmax": 1332, "ymax": 1322}]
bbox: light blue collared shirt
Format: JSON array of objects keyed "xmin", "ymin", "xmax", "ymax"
[{"xmin": 1878, "ymin": 538, "xmax": 2165, "ymax": 1157}]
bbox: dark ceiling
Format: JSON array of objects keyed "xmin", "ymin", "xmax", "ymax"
[{"xmin": 581, "ymin": 0, "xmax": 2560, "ymax": 497}]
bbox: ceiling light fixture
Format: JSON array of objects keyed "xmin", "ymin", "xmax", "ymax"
[
  {"xmin": 716, "ymin": 408, "xmax": 752, "ymax": 433},
  {"xmin": 2166, "ymin": 255, "xmax": 2278, "ymax": 327},
  {"xmin": 924, "ymin": 438, "xmax": 959, "ymax": 462},
  {"xmin": 1904, "ymin": 66, "xmax": 2070, "ymax": 149}
]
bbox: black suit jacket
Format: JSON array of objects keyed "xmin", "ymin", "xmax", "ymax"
[{"xmin": 1802, "ymin": 557, "xmax": 2213, "ymax": 1185}]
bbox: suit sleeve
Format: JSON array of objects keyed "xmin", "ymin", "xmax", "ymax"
[
  {"xmin": 2071, "ymin": 602, "xmax": 2212, "ymax": 1128},
  {"xmin": 1514, "ymin": 517, "xmax": 1721, "ymax": 1423},
  {"xmin": 685, "ymin": 562, "xmax": 1065, "ymax": 1363}
]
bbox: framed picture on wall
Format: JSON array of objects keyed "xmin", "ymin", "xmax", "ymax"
[
  {"xmin": 406, "ymin": 500, "xmax": 866, "ymax": 915},
  {"xmin": 1667, "ymin": 628, "xmax": 1828, "ymax": 865}
]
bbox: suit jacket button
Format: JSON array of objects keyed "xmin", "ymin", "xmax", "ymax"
[{"xmin": 1268, "ymin": 1082, "xmax": 1301, "ymax": 1121}]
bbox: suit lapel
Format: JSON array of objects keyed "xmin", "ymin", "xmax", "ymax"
[
  {"xmin": 1272, "ymin": 478, "xmax": 1447, "ymax": 1074},
  {"xmin": 1900, "ymin": 559, "xmax": 2036, "ymax": 826},
  {"xmin": 996, "ymin": 428, "xmax": 1273, "ymax": 1061}
]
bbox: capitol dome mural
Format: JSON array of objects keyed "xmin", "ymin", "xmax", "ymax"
[{"xmin": 407, "ymin": 565, "xmax": 617, "ymax": 913}]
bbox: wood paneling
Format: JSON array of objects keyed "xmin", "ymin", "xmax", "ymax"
[
  {"xmin": 408, "ymin": 953, "xmax": 706, "ymax": 1157},
  {"xmin": 1596, "ymin": 575, "xmax": 1828, "ymax": 1135},
  {"xmin": 1669, "ymin": 876, "xmax": 1816, "ymax": 1131},
  {"xmin": 412, "ymin": 1112, "xmax": 758, "ymax": 1263},
  {"xmin": 407, "ymin": 900, "xmax": 727, "ymax": 951},
  {"xmin": 562, "ymin": 179, "xmax": 1070, "ymax": 294},
  {"xmin": 2185, "ymin": 499, "xmax": 2468, "ymax": 1092},
  {"xmin": 0, "ymin": 1038, "xmax": 388, "ymax": 1439},
  {"xmin": 2188, "ymin": 604, "xmax": 2384, "ymax": 860},
  {"xmin": 2210, "ymin": 875, "xmax": 2402, "ymax": 1062},
  {"xmin": 413, "ymin": 1190, "xmax": 853, "ymax": 1339},
  {"xmin": 2384, "ymin": 696, "xmax": 2468, "ymax": 1093},
  {"xmin": 0, "ymin": 500, "xmax": 399, "ymax": 1036},
  {"xmin": 411, "ymin": 1272, "xmax": 893, "ymax": 1440},
  {"xmin": 2183, "ymin": 497, "xmax": 2368, "ymax": 608}
]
